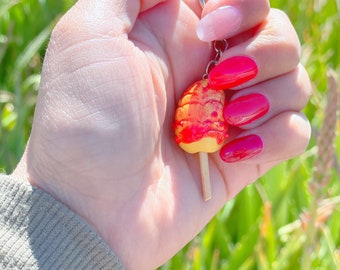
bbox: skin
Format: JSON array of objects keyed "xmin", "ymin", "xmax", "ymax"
[{"xmin": 13, "ymin": 0, "xmax": 311, "ymax": 269}]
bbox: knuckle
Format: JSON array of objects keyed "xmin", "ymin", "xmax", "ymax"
[
  {"xmin": 298, "ymin": 64, "xmax": 312, "ymax": 104},
  {"xmin": 270, "ymin": 9, "xmax": 301, "ymax": 63}
]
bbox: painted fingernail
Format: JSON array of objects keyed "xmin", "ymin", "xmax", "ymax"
[
  {"xmin": 196, "ymin": 6, "xmax": 242, "ymax": 42},
  {"xmin": 219, "ymin": 134, "xmax": 263, "ymax": 163},
  {"xmin": 224, "ymin": 93, "xmax": 270, "ymax": 126},
  {"xmin": 208, "ymin": 56, "xmax": 258, "ymax": 90}
]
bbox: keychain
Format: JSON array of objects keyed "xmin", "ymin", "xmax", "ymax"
[{"xmin": 174, "ymin": 0, "xmax": 229, "ymax": 201}]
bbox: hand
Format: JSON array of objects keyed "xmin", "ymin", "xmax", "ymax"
[{"xmin": 13, "ymin": 0, "xmax": 311, "ymax": 269}]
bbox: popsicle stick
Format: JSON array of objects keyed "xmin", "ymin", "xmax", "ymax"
[{"xmin": 199, "ymin": 152, "xmax": 211, "ymax": 201}]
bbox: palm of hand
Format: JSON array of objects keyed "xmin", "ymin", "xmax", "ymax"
[{"xmin": 26, "ymin": 2, "xmax": 263, "ymax": 268}]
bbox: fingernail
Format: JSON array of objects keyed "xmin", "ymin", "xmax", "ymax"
[
  {"xmin": 219, "ymin": 134, "xmax": 263, "ymax": 163},
  {"xmin": 208, "ymin": 56, "xmax": 258, "ymax": 90},
  {"xmin": 196, "ymin": 6, "xmax": 242, "ymax": 42},
  {"xmin": 224, "ymin": 93, "xmax": 270, "ymax": 126}
]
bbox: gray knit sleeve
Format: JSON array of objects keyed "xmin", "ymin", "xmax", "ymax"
[{"xmin": 0, "ymin": 174, "xmax": 125, "ymax": 270}]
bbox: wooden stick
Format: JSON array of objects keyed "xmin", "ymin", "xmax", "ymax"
[{"xmin": 199, "ymin": 152, "xmax": 211, "ymax": 201}]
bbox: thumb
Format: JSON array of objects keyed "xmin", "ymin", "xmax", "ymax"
[{"xmin": 58, "ymin": 0, "xmax": 166, "ymax": 37}]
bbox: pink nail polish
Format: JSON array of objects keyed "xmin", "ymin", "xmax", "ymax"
[
  {"xmin": 224, "ymin": 93, "xmax": 270, "ymax": 126},
  {"xmin": 196, "ymin": 6, "xmax": 242, "ymax": 42},
  {"xmin": 219, "ymin": 134, "xmax": 263, "ymax": 163},
  {"xmin": 208, "ymin": 56, "xmax": 258, "ymax": 90}
]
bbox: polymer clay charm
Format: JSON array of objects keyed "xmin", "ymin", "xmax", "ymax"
[
  {"xmin": 174, "ymin": 0, "xmax": 229, "ymax": 201},
  {"xmin": 174, "ymin": 79, "xmax": 227, "ymax": 154},
  {"xmin": 174, "ymin": 79, "xmax": 228, "ymax": 201}
]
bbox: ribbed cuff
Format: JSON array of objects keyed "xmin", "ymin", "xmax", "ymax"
[{"xmin": 0, "ymin": 175, "xmax": 124, "ymax": 269}]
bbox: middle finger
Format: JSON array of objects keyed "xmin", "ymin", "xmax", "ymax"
[{"xmin": 208, "ymin": 9, "xmax": 301, "ymax": 90}]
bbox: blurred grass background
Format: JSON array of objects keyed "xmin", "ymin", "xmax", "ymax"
[{"xmin": 0, "ymin": 0, "xmax": 339, "ymax": 269}]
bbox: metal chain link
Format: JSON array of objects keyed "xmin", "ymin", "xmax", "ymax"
[
  {"xmin": 199, "ymin": 0, "xmax": 228, "ymax": 80},
  {"xmin": 199, "ymin": 0, "xmax": 206, "ymax": 9},
  {"xmin": 202, "ymin": 39, "xmax": 228, "ymax": 79}
]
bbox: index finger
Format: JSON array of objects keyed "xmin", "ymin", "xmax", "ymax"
[{"xmin": 197, "ymin": 0, "xmax": 270, "ymax": 42}]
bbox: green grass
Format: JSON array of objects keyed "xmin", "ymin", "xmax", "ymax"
[{"xmin": 1, "ymin": 0, "xmax": 339, "ymax": 269}]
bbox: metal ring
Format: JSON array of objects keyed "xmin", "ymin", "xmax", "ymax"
[{"xmin": 199, "ymin": 0, "xmax": 206, "ymax": 8}]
